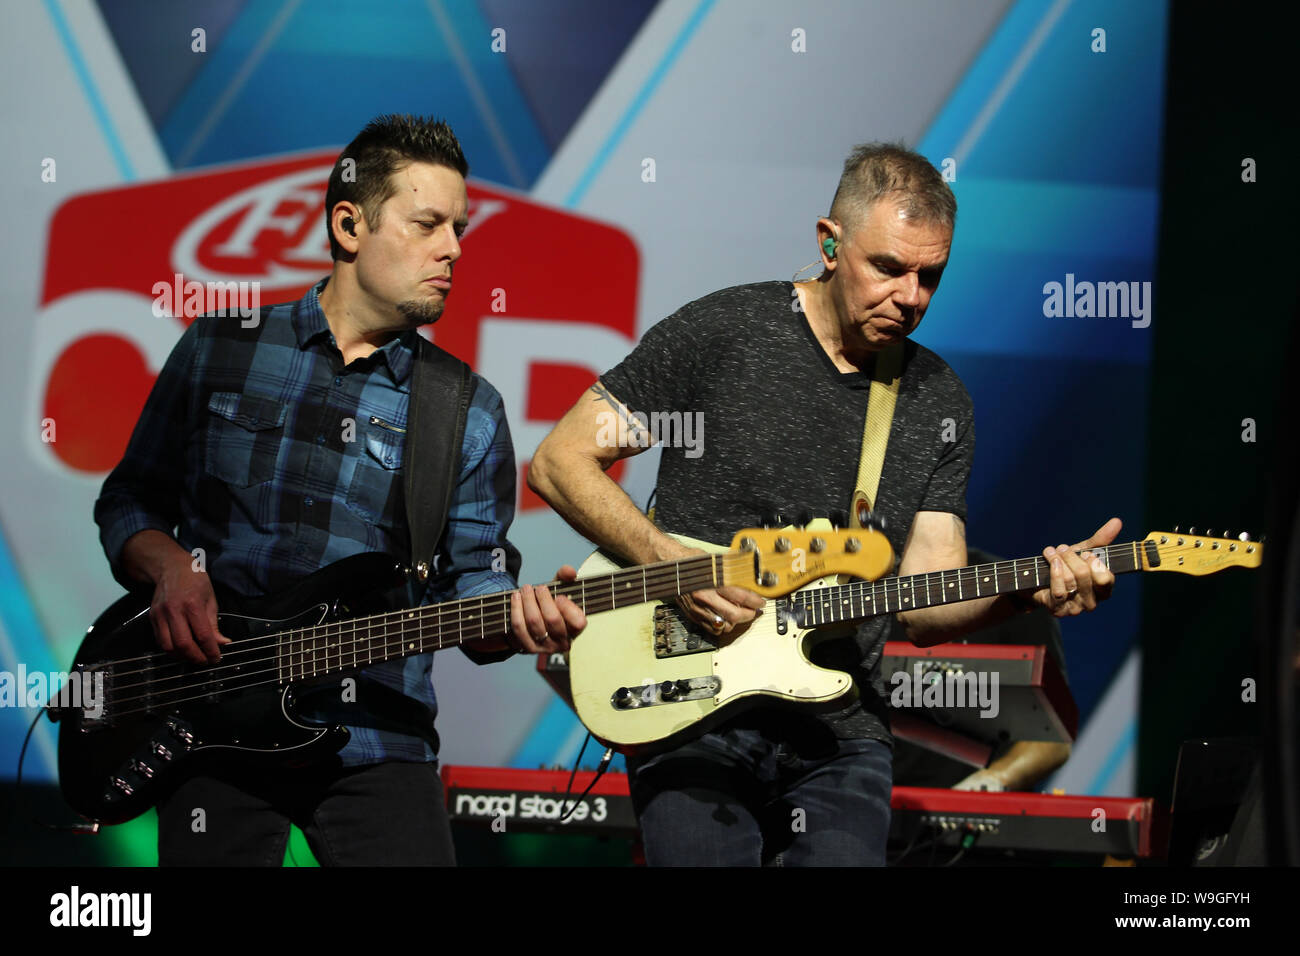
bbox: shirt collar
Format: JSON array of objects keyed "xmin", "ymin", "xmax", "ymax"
[{"xmin": 293, "ymin": 277, "xmax": 418, "ymax": 385}]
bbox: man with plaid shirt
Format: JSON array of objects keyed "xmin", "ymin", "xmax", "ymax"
[{"xmin": 95, "ymin": 115, "xmax": 584, "ymax": 866}]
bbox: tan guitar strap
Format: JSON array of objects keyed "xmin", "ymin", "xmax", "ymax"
[{"xmin": 851, "ymin": 343, "xmax": 903, "ymax": 526}]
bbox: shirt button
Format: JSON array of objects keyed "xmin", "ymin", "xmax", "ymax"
[
  {"xmin": 304, "ymin": 497, "xmax": 314, "ymax": 506},
  {"xmin": 384, "ymin": 455, "xmax": 394, "ymax": 465},
  {"xmin": 334, "ymin": 377, "xmax": 343, "ymax": 387},
  {"xmin": 316, "ymin": 434, "xmax": 326, "ymax": 445}
]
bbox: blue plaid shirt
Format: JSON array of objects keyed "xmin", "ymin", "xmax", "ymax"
[{"xmin": 95, "ymin": 278, "xmax": 521, "ymax": 766}]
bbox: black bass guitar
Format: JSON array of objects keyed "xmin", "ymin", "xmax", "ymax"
[{"xmin": 55, "ymin": 527, "xmax": 890, "ymax": 823}]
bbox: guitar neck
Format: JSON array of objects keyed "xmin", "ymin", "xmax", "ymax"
[
  {"xmin": 276, "ymin": 553, "xmax": 722, "ymax": 680},
  {"xmin": 789, "ymin": 539, "xmax": 1158, "ymax": 627}
]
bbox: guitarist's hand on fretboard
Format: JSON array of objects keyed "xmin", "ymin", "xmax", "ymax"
[
  {"xmin": 657, "ymin": 538, "xmax": 764, "ymax": 639},
  {"xmin": 506, "ymin": 565, "xmax": 587, "ymax": 654},
  {"xmin": 1023, "ymin": 517, "xmax": 1122, "ymax": 617}
]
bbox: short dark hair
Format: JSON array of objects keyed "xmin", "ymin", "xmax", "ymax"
[
  {"xmin": 324, "ymin": 114, "xmax": 469, "ymax": 260},
  {"xmin": 829, "ymin": 142, "xmax": 956, "ymax": 233}
]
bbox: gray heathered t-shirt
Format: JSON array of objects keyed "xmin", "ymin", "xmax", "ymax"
[{"xmin": 599, "ymin": 281, "xmax": 975, "ymax": 746}]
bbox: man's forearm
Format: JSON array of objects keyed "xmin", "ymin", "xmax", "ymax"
[
  {"xmin": 985, "ymin": 741, "xmax": 1071, "ymax": 791},
  {"xmin": 528, "ymin": 447, "xmax": 682, "ymax": 566},
  {"xmin": 119, "ymin": 529, "xmax": 192, "ymax": 586}
]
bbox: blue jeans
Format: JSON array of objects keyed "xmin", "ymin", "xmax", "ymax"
[{"xmin": 628, "ymin": 722, "xmax": 893, "ymax": 866}]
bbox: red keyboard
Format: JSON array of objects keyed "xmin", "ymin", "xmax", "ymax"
[{"xmin": 441, "ymin": 766, "xmax": 1168, "ymax": 859}]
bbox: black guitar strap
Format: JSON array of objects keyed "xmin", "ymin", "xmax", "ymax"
[
  {"xmin": 404, "ymin": 334, "xmax": 475, "ymax": 585},
  {"xmin": 301, "ymin": 336, "xmax": 472, "ymax": 756}
]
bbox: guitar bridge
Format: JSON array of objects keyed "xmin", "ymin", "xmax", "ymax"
[{"xmin": 652, "ymin": 606, "xmax": 720, "ymax": 658}]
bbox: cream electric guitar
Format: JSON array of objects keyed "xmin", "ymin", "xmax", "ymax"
[{"xmin": 569, "ymin": 527, "xmax": 1263, "ymax": 754}]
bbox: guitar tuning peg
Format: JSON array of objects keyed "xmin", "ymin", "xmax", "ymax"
[
  {"xmin": 1206, "ymin": 529, "xmax": 1215, "ymax": 537},
  {"xmin": 1173, "ymin": 525, "xmax": 1180, "ymax": 533},
  {"xmin": 1239, "ymin": 532, "xmax": 1250, "ymax": 541},
  {"xmin": 828, "ymin": 509, "xmax": 849, "ymax": 531},
  {"xmin": 1188, "ymin": 526, "xmax": 1197, "ymax": 535}
]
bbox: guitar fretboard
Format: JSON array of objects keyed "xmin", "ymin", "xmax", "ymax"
[
  {"xmin": 276, "ymin": 552, "xmax": 725, "ymax": 682},
  {"xmin": 788, "ymin": 540, "xmax": 1157, "ymax": 626}
]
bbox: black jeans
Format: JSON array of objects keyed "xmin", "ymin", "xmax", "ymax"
[{"xmin": 155, "ymin": 759, "xmax": 456, "ymax": 866}]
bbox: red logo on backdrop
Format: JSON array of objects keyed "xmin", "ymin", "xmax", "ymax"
[{"xmin": 39, "ymin": 151, "xmax": 639, "ymax": 509}]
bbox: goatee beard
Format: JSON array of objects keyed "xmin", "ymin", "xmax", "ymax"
[{"xmin": 396, "ymin": 297, "xmax": 445, "ymax": 326}]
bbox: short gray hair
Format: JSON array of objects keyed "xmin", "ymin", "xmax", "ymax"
[{"xmin": 829, "ymin": 142, "xmax": 956, "ymax": 232}]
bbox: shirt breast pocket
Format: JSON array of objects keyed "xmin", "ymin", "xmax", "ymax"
[
  {"xmin": 203, "ymin": 391, "xmax": 287, "ymax": 488},
  {"xmin": 346, "ymin": 417, "xmax": 405, "ymax": 523}
]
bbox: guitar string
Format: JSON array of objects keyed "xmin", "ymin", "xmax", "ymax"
[
  {"xmin": 97, "ymin": 565, "xmax": 733, "ymax": 718},
  {"xmin": 103, "ymin": 552, "xmax": 734, "ymax": 673},
  {"xmin": 91, "ymin": 539, "xmax": 1212, "ymax": 718},
  {"xmin": 96, "ymin": 543, "xmax": 1148, "ymax": 720},
  {"xmin": 97, "ymin": 539, "xmax": 1164, "ymax": 707},
  {"xmin": 101, "ymin": 534, "xmax": 1174, "ymax": 676},
  {"xmin": 99, "ymin": 541, "xmax": 1213, "ymax": 722},
  {"xmin": 789, "ymin": 546, "xmax": 1146, "ymax": 624},
  {"xmin": 98, "ymin": 556, "xmax": 740, "ymax": 704},
  {"xmin": 103, "ymin": 560, "xmax": 722, "ymax": 692},
  {"xmin": 104, "ymin": 530, "xmax": 912, "ymax": 685},
  {"xmin": 102, "ymin": 539, "xmax": 1149, "ymax": 692}
]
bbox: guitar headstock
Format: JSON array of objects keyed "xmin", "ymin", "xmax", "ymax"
[
  {"xmin": 721, "ymin": 527, "xmax": 894, "ymax": 596},
  {"xmin": 1142, "ymin": 529, "xmax": 1263, "ymax": 575}
]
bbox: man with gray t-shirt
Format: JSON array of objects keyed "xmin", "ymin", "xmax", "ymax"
[{"xmin": 530, "ymin": 143, "xmax": 1119, "ymax": 866}]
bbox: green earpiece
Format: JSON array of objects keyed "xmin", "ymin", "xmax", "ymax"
[{"xmin": 822, "ymin": 236, "xmax": 838, "ymax": 259}]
